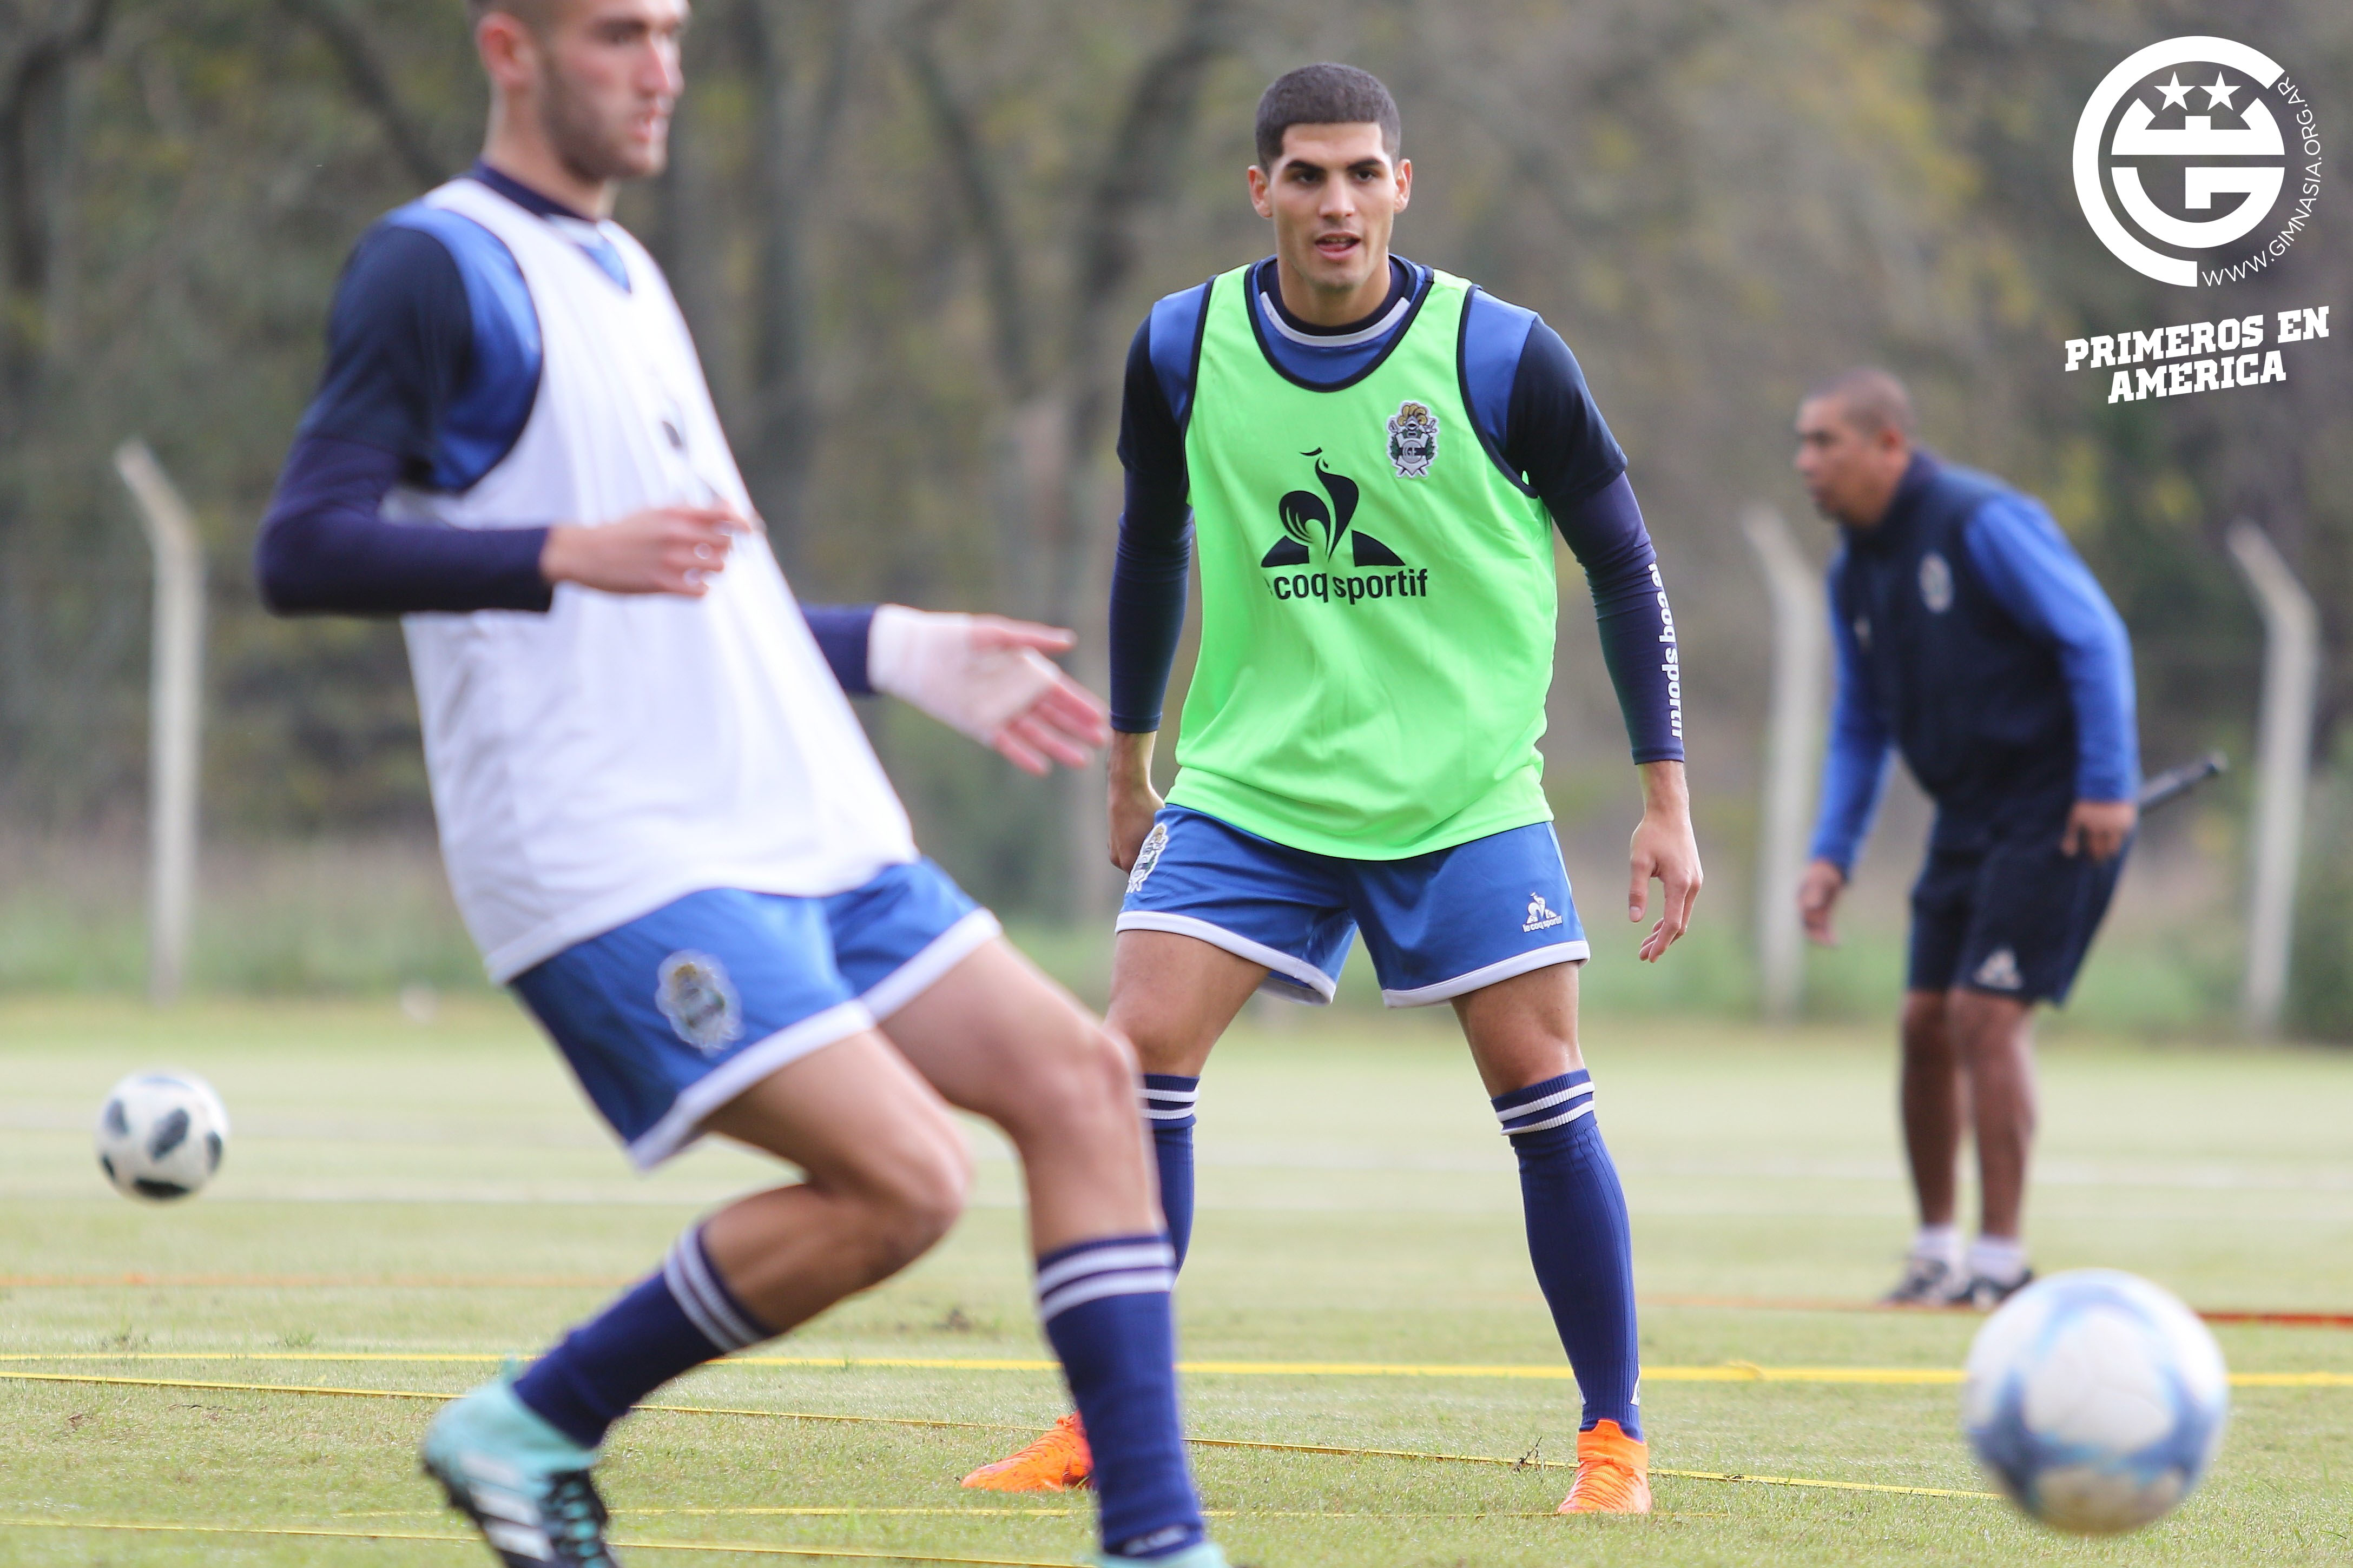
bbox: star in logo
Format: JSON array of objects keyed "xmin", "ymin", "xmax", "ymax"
[
  {"xmin": 2202, "ymin": 75, "xmax": 2240, "ymax": 110},
  {"xmin": 2153, "ymin": 72, "xmax": 2193, "ymax": 110}
]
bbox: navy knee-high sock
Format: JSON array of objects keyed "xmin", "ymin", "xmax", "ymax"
[
  {"xmin": 1140, "ymin": 1075, "xmax": 1199, "ymax": 1268},
  {"xmin": 1036, "ymin": 1234, "xmax": 1205, "ymax": 1559},
  {"xmin": 1493, "ymin": 1069, "xmax": 1642, "ymax": 1438},
  {"xmin": 512, "ymin": 1226, "xmax": 776, "ymax": 1450}
]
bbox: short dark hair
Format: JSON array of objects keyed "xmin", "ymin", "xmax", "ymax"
[
  {"xmin": 468, "ymin": 0, "xmax": 559, "ymax": 31},
  {"xmin": 1254, "ymin": 63, "xmax": 1401, "ymax": 171},
  {"xmin": 1804, "ymin": 367, "xmax": 1916, "ymax": 438}
]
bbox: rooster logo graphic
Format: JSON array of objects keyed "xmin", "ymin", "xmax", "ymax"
[{"xmin": 1260, "ymin": 449, "xmax": 1407, "ymax": 568}]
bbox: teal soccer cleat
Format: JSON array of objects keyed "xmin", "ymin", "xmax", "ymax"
[{"xmin": 421, "ymin": 1374, "xmax": 620, "ymax": 1566}]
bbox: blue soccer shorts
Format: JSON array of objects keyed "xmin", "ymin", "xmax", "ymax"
[
  {"xmin": 1908, "ymin": 822, "xmax": 2129, "ymax": 1005},
  {"xmin": 1115, "ymin": 805, "xmax": 1589, "ymax": 1007},
  {"xmin": 512, "ymin": 862, "xmax": 997, "ymax": 1169}
]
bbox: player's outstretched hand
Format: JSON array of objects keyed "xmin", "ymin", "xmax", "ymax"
[
  {"xmin": 2060, "ymin": 798, "xmax": 2137, "ymax": 861},
  {"xmin": 541, "ymin": 505, "xmax": 750, "ymax": 597},
  {"xmin": 869, "ymin": 606, "xmax": 1111, "ymax": 775},
  {"xmin": 1629, "ymin": 760, "xmax": 1702, "ymax": 963},
  {"xmin": 1797, "ymin": 858, "xmax": 1846, "ymax": 946}
]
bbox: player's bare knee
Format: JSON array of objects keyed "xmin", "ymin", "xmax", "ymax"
[
  {"xmin": 1069, "ymin": 1023, "xmax": 1143, "ymax": 1127},
  {"xmin": 852, "ymin": 1140, "xmax": 967, "ymax": 1269},
  {"xmin": 1116, "ymin": 1022, "xmax": 1197, "ymax": 1079},
  {"xmin": 1947, "ymin": 989, "xmax": 2028, "ymax": 1053},
  {"xmin": 1900, "ymin": 991, "xmax": 1949, "ymax": 1053},
  {"xmin": 997, "ymin": 1022, "xmax": 1138, "ymax": 1149}
]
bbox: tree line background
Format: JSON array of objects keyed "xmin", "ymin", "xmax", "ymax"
[{"xmin": 1, "ymin": 0, "xmax": 2349, "ymax": 1029}]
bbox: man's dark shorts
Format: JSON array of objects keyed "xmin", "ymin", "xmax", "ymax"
[{"xmin": 1907, "ymin": 821, "xmax": 2129, "ymax": 1005}]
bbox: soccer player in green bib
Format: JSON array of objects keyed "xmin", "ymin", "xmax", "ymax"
[{"xmin": 965, "ymin": 63, "xmax": 1701, "ymax": 1515}]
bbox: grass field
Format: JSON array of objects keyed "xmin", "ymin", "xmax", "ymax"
[{"xmin": 5, "ymin": 995, "xmax": 2352, "ymax": 1566}]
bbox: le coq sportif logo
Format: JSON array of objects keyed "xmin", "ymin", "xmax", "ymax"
[
  {"xmin": 1260, "ymin": 450, "xmax": 1406, "ymax": 570},
  {"xmin": 1256, "ymin": 448, "xmax": 1429, "ymax": 607},
  {"xmin": 2073, "ymin": 36, "xmax": 2323, "ymax": 288}
]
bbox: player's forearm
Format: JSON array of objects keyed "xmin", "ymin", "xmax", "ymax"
[
  {"xmin": 1637, "ymin": 758, "xmax": 1689, "ymax": 818},
  {"xmin": 256, "ymin": 434, "xmax": 553, "ymax": 617},
  {"xmin": 1963, "ymin": 500, "xmax": 2140, "ymax": 802},
  {"xmin": 802, "ymin": 603, "xmax": 878, "ymax": 694},
  {"xmin": 1559, "ymin": 476, "xmax": 1685, "ymax": 764},
  {"xmin": 1106, "ymin": 470, "xmax": 1193, "ymax": 733},
  {"xmin": 1108, "ymin": 729, "xmax": 1158, "ymax": 789},
  {"xmin": 2055, "ymin": 621, "xmax": 2139, "ymax": 802},
  {"xmin": 1808, "ymin": 704, "xmax": 1893, "ymax": 874}
]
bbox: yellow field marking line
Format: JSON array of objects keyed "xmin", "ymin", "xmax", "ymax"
[
  {"xmin": 6, "ymin": 1351, "xmax": 2349, "ymax": 1387},
  {"xmin": 1641, "ymin": 1293, "xmax": 2353, "ymax": 1332},
  {"xmin": 332, "ymin": 1506, "xmax": 1665, "ymax": 1520},
  {"xmin": 0, "ymin": 1372, "xmax": 1019, "ymax": 1431},
  {"xmin": 0, "ymin": 1518, "xmax": 1073, "ymax": 1565},
  {"xmin": 2, "ymin": 1370, "xmax": 1994, "ymax": 1501},
  {"xmin": 16, "ymin": 1276, "xmax": 2349, "ymax": 1332}
]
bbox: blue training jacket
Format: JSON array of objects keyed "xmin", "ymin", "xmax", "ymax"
[{"xmin": 1809, "ymin": 454, "xmax": 2138, "ymax": 870}]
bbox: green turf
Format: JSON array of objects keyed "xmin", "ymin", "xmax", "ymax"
[{"xmin": 3, "ymin": 996, "xmax": 2351, "ymax": 1565}]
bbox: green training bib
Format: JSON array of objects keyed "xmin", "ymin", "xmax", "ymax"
[{"xmin": 1167, "ymin": 265, "xmax": 1560, "ymax": 859}]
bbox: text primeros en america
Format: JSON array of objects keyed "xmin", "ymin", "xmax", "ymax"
[{"xmin": 2062, "ymin": 306, "xmax": 2329, "ymax": 403}]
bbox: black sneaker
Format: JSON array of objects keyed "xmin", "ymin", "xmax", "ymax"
[
  {"xmin": 1881, "ymin": 1254, "xmax": 1965, "ymax": 1306},
  {"xmin": 1957, "ymin": 1267, "xmax": 2035, "ymax": 1311}
]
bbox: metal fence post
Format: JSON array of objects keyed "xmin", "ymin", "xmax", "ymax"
[
  {"xmin": 2226, "ymin": 522, "xmax": 2317, "ymax": 1037},
  {"xmin": 114, "ymin": 439, "xmax": 205, "ymax": 1006},
  {"xmin": 1743, "ymin": 505, "xmax": 1827, "ymax": 1023}
]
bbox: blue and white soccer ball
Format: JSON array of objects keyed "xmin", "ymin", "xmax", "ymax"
[
  {"xmin": 94, "ymin": 1070, "xmax": 230, "ymax": 1202},
  {"xmin": 1962, "ymin": 1268, "xmax": 2229, "ymax": 1533}
]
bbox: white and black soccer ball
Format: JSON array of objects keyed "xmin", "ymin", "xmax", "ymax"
[
  {"xmin": 94, "ymin": 1070, "xmax": 230, "ymax": 1202},
  {"xmin": 1963, "ymin": 1268, "xmax": 2229, "ymax": 1533}
]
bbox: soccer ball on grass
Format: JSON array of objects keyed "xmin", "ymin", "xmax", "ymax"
[
  {"xmin": 94, "ymin": 1070, "xmax": 230, "ymax": 1201},
  {"xmin": 1962, "ymin": 1268, "xmax": 2228, "ymax": 1532}
]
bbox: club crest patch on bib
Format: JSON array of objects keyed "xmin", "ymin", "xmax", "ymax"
[
  {"xmin": 1387, "ymin": 400, "xmax": 1440, "ymax": 478},
  {"xmin": 656, "ymin": 950, "xmax": 744, "ymax": 1054}
]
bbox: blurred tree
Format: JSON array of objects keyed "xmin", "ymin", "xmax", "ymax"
[{"xmin": 0, "ymin": 0, "xmax": 2343, "ymax": 978}]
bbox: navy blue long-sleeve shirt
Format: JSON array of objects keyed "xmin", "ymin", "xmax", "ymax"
[
  {"xmin": 1109, "ymin": 256, "xmax": 1682, "ymax": 765},
  {"xmin": 257, "ymin": 162, "xmax": 876, "ymax": 690}
]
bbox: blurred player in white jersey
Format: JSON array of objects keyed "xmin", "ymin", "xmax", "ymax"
[{"xmin": 256, "ymin": 3, "xmax": 1224, "ymax": 1564}]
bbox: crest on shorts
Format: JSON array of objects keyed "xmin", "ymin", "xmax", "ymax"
[
  {"xmin": 1126, "ymin": 822, "xmax": 1170, "ymax": 896},
  {"xmin": 656, "ymin": 950, "xmax": 743, "ymax": 1054},
  {"xmin": 1523, "ymin": 894, "xmax": 1565, "ymax": 932},
  {"xmin": 1387, "ymin": 400, "xmax": 1440, "ymax": 478},
  {"xmin": 1919, "ymin": 551, "xmax": 1955, "ymax": 613}
]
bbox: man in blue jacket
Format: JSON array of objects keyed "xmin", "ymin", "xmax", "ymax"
[{"xmin": 1792, "ymin": 368, "xmax": 2138, "ymax": 1309}]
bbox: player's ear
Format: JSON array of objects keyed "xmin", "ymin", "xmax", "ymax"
[
  {"xmin": 1247, "ymin": 163, "xmax": 1274, "ymax": 217},
  {"xmin": 476, "ymin": 9, "xmax": 539, "ymax": 93},
  {"xmin": 1393, "ymin": 157, "xmax": 1412, "ymax": 210}
]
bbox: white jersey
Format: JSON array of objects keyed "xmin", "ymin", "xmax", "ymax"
[{"xmin": 390, "ymin": 179, "xmax": 915, "ymax": 981}]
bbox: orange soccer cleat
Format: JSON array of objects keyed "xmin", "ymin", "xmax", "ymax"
[
  {"xmin": 1557, "ymin": 1419, "xmax": 1652, "ymax": 1514},
  {"xmin": 960, "ymin": 1412, "xmax": 1093, "ymax": 1492}
]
